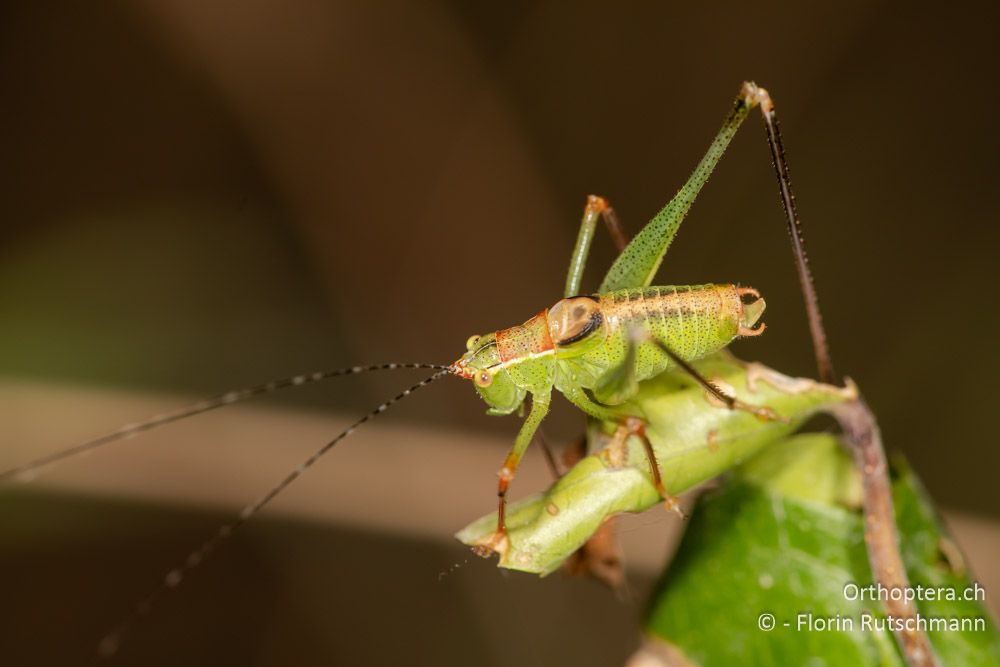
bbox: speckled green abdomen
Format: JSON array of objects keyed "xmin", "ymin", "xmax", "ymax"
[{"xmin": 572, "ymin": 284, "xmax": 762, "ymax": 389}]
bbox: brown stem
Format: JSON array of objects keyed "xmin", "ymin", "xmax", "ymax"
[{"xmin": 831, "ymin": 398, "xmax": 938, "ymax": 667}]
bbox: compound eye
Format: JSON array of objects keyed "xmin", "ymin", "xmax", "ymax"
[
  {"xmin": 474, "ymin": 370, "xmax": 493, "ymax": 388},
  {"xmin": 465, "ymin": 335, "xmax": 481, "ymax": 351}
]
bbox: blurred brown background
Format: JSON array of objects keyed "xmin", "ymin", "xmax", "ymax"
[{"xmin": 1, "ymin": 2, "xmax": 998, "ymax": 665}]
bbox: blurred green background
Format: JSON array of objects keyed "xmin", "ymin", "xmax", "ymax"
[{"xmin": 1, "ymin": 2, "xmax": 998, "ymax": 665}]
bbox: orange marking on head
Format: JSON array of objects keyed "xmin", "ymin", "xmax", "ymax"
[
  {"xmin": 449, "ymin": 356, "xmax": 475, "ymax": 379},
  {"xmin": 496, "ymin": 311, "xmax": 554, "ymax": 364}
]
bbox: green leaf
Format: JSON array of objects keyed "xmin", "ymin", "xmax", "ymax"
[
  {"xmin": 640, "ymin": 435, "xmax": 1000, "ymax": 666},
  {"xmin": 456, "ymin": 355, "xmax": 854, "ymax": 573}
]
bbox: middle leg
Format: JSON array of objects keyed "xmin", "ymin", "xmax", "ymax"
[
  {"xmin": 564, "ymin": 195, "xmax": 630, "ymax": 298},
  {"xmin": 559, "ymin": 382, "xmax": 683, "ymax": 516}
]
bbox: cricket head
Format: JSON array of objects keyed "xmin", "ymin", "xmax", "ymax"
[{"xmin": 450, "ymin": 332, "xmax": 526, "ymax": 415}]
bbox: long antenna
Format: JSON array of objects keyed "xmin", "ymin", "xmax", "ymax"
[
  {"xmin": 748, "ymin": 83, "xmax": 836, "ymax": 384},
  {"xmin": 1, "ymin": 363, "xmax": 449, "ymax": 482},
  {"xmin": 97, "ymin": 369, "xmax": 450, "ymax": 658}
]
